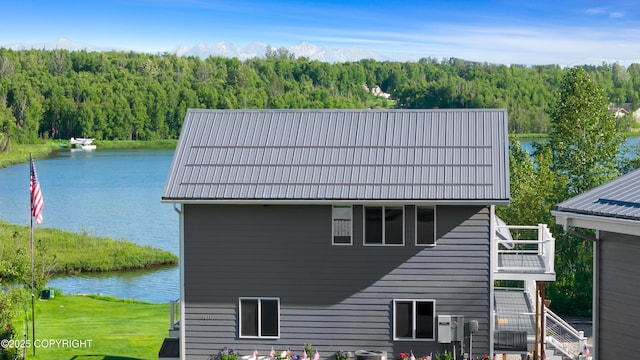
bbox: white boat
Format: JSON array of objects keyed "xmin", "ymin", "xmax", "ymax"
[{"xmin": 70, "ymin": 137, "xmax": 97, "ymax": 151}]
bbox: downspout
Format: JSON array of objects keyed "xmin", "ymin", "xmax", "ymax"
[
  {"xmin": 562, "ymin": 225, "xmax": 598, "ymax": 360},
  {"xmin": 489, "ymin": 205, "xmax": 495, "ymax": 358},
  {"xmin": 173, "ymin": 203, "xmax": 186, "ymax": 360},
  {"xmin": 592, "ymin": 230, "xmax": 599, "ymax": 360}
]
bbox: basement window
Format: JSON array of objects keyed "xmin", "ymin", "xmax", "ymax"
[
  {"xmin": 393, "ymin": 299, "xmax": 435, "ymax": 340},
  {"xmin": 239, "ymin": 297, "xmax": 280, "ymax": 338}
]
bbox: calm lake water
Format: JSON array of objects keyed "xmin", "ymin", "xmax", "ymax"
[
  {"xmin": 519, "ymin": 136, "xmax": 640, "ymax": 157},
  {"xmin": 0, "ymin": 149, "xmax": 179, "ymax": 303}
]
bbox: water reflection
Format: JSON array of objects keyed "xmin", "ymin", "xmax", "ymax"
[{"xmin": 47, "ymin": 265, "xmax": 179, "ymax": 303}]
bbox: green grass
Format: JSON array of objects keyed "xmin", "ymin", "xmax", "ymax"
[
  {"xmin": 14, "ymin": 293, "xmax": 169, "ymax": 360},
  {"xmin": 0, "ymin": 141, "xmax": 62, "ymax": 168},
  {"xmin": 0, "ymin": 140, "xmax": 177, "ymax": 169},
  {"xmin": 76, "ymin": 139, "xmax": 177, "ymax": 150},
  {"xmin": 0, "ymin": 221, "xmax": 177, "ymax": 279},
  {"xmin": 507, "ymin": 133, "xmax": 548, "ymax": 140}
]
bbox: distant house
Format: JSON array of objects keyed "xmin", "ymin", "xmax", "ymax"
[
  {"xmin": 609, "ymin": 103, "xmax": 632, "ymax": 118},
  {"xmin": 161, "ymin": 109, "xmax": 558, "ymax": 360},
  {"xmin": 553, "ymin": 168, "xmax": 640, "ymax": 360}
]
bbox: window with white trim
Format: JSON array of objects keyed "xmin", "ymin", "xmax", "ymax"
[
  {"xmin": 416, "ymin": 206, "xmax": 436, "ymax": 246},
  {"xmin": 364, "ymin": 206, "xmax": 404, "ymax": 245},
  {"xmin": 239, "ymin": 297, "xmax": 280, "ymax": 338},
  {"xmin": 332, "ymin": 205, "xmax": 352, "ymax": 245},
  {"xmin": 393, "ymin": 299, "xmax": 435, "ymax": 340}
]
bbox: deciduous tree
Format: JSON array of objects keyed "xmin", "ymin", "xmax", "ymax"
[
  {"xmin": 546, "ymin": 67, "xmax": 624, "ymax": 315},
  {"xmin": 549, "ymin": 67, "xmax": 623, "ymax": 196}
]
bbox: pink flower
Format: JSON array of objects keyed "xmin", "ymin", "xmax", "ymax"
[{"xmin": 581, "ymin": 346, "xmax": 590, "ymax": 356}]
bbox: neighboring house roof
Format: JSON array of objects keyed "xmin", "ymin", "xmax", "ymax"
[
  {"xmin": 553, "ymin": 168, "xmax": 640, "ymax": 235},
  {"xmin": 162, "ymin": 109, "xmax": 510, "ymax": 203},
  {"xmin": 609, "ymin": 103, "xmax": 632, "ymax": 118}
]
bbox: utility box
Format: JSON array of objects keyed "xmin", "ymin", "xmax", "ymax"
[{"xmin": 437, "ymin": 315, "xmax": 464, "ymax": 343}]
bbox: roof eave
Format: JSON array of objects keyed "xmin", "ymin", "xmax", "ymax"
[
  {"xmin": 552, "ymin": 209, "xmax": 640, "ymax": 237},
  {"xmin": 161, "ymin": 198, "xmax": 510, "ymax": 206}
]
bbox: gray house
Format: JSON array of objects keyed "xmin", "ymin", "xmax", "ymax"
[
  {"xmin": 161, "ymin": 109, "xmax": 555, "ymax": 360},
  {"xmin": 553, "ymin": 167, "xmax": 640, "ymax": 360}
]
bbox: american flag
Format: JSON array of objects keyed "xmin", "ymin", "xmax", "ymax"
[{"xmin": 30, "ymin": 158, "xmax": 44, "ymax": 225}]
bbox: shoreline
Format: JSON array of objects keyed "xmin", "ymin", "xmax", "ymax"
[
  {"xmin": 0, "ymin": 220, "xmax": 178, "ymax": 279},
  {"xmin": 0, "ymin": 139, "xmax": 178, "ymax": 169}
]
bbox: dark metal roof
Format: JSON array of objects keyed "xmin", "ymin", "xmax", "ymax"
[
  {"xmin": 162, "ymin": 109, "xmax": 510, "ymax": 203},
  {"xmin": 554, "ymin": 167, "xmax": 640, "ymax": 221}
]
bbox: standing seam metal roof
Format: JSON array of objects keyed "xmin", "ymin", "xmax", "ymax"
[
  {"xmin": 162, "ymin": 109, "xmax": 510, "ymax": 202},
  {"xmin": 554, "ymin": 167, "xmax": 640, "ymax": 220}
]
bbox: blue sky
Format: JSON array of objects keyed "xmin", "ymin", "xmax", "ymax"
[{"xmin": 2, "ymin": 0, "xmax": 640, "ymax": 65}]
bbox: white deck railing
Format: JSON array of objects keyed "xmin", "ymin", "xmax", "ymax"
[
  {"xmin": 169, "ymin": 298, "xmax": 180, "ymax": 338},
  {"xmin": 495, "ymin": 281, "xmax": 588, "ymax": 359},
  {"xmin": 526, "ymin": 280, "xmax": 588, "ymax": 360},
  {"xmin": 494, "ymin": 224, "xmax": 555, "ymax": 278},
  {"xmin": 545, "ymin": 308, "xmax": 588, "ymax": 360}
]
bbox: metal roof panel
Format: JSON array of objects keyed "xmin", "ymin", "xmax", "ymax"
[
  {"xmin": 162, "ymin": 109, "xmax": 510, "ymax": 202},
  {"xmin": 555, "ymin": 168, "xmax": 640, "ymax": 220}
]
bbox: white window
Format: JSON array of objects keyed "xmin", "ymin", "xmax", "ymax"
[
  {"xmin": 332, "ymin": 205, "xmax": 353, "ymax": 245},
  {"xmin": 239, "ymin": 297, "xmax": 280, "ymax": 338},
  {"xmin": 393, "ymin": 299, "xmax": 436, "ymax": 340},
  {"xmin": 416, "ymin": 206, "xmax": 436, "ymax": 246},
  {"xmin": 364, "ymin": 206, "xmax": 404, "ymax": 245}
]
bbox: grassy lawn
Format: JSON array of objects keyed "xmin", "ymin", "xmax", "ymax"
[{"xmin": 14, "ymin": 293, "xmax": 169, "ymax": 360}]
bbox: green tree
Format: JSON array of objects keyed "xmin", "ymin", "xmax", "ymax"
[
  {"xmin": 545, "ymin": 67, "xmax": 624, "ymax": 315},
  {"xmin": 497, "ymin": 142, "xmax": 562, "ymax": 227},
  {"xmin": 549, "ymin": 67, "xmax": 623, "ymax": 196}
]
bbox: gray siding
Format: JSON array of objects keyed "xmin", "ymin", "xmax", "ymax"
[
  {"xmin": 598, "ymin": 231, "xmax": 640, "ymax": 359},
  {"xmin": 183, "ymin": 204, "xmax": 490, "ymax": 359}
]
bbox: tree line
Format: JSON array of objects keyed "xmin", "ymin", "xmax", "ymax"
[{"xmin": 1, "ymin": 48, "xmax": 640, "ymax": 144}]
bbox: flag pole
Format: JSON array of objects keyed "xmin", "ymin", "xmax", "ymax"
[{"xmin": 29, "ymin": 153, "xmax": 36, "ymax": 357}]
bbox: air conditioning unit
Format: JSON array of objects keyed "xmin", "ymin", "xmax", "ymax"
[{"xmin": 437, "ymin": 315, "xmax": 464, "ymax": 343}]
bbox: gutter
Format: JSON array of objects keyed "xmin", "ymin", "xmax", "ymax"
[{"xmin": 161, "ymin": 198, "xmax": 511, "ymax": 206}]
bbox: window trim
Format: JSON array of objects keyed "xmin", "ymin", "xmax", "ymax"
[
  {"xmin": 363, "ymin": 205, "xmax": 405, "ymax": 246},
  {"xmin": 415, "ymin": 205, "xmax": 437, "ymax": 247},
  {"xmin": 392, "ymin": 299, "xmax": 436, "ymax": 341},
  {"xmin": 238, "ymin": 297, "xmax": 280, "ymax": 339},
  {"xmin": 332, "ymin": 205, "xmax": 353, "ymax": 245}
]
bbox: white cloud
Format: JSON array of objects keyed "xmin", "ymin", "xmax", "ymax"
[
  {"xmin": 585, "ymin": 6, "xmax": 625, "ymax": 19},
  {"xmin": 586, "ymin": 8, "xmax": 606, "ymax": 15}
]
